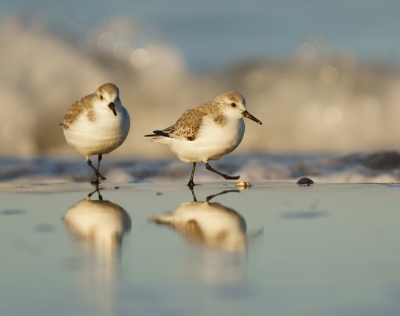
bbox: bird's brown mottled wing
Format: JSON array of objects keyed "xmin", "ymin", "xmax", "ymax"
[
  {"xmin": 62, "ymin": 94, "xmax": 94, "ymax": 129},
  {"xmin": 163, "ymin": 104, "xmax": 210, "ymax": 141}
]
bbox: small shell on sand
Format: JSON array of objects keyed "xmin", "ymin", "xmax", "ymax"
[{"xmin": 236, "ymin": 181, "xmax": 251, "ymax": 189}]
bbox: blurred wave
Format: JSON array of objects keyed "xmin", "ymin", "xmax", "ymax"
[
  {"xmin": 2, "ymin": 151, "xmax": 400, "ymax": 183},
  {"xmin": 1, "ymin": 15, "xmax": 400, "ymax": 158}
]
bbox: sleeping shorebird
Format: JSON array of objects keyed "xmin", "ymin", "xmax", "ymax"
[
  {"xmin": 61, "ymin": 83, "xmax": 130, "ymax": 185},
  {"xmin": 145, "ymin": 91, "xmax": 262, "ymax": 187}
]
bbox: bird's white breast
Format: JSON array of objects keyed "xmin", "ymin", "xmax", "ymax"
[
  {"xmin": 64, "ymin": 106, "xmax": 130, "ymax": 157},
  {"xmin": 170, "ymin": 117, "xmax": 245, "ymax": 163}
]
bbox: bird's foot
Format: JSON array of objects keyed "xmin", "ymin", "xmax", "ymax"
[
  {"xmin": 90, "ymin": 179, "xmax": 100, "ymax": 185},
  {"xmin": 223, "ymin": 175, "xmax": 240, "ymax": 180},
  {"xmin": 94, "ymin": 171, "xmax": 106, "ymax": 181}
]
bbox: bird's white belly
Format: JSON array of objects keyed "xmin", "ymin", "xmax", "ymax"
[
  {"xmin": 64, "ymin": 111, "xmax": 130, "ymax": 157},
  {"xmin": 170, "ymin": 118, "xmax": 245, "ymax": 163}
]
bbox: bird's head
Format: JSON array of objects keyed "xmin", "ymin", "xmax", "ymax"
[
  {"xmin": 95, "ymin": 83, "xmax": 120, "ymax": 116},
  {"xmin": 214, "ymin": 91, "xmax": 262, "ymax": 125}
]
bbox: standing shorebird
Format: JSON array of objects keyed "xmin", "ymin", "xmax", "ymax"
[
  {"xmin": 145, "ymin": 91, "xmax": 262, "ymax": 188},
  {"xmin": 61, "ymin": 83, "xmax": 130, "ymax": 185}
]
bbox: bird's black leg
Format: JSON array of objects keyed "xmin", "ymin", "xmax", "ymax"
[
  {"xmin": 87, "ymin": 184, "xmax": 103, "ymax": 200},
  {"xmin": 97, "ymin": 154, "xmax": 102, "ymax": 171},
  {"xmin": 87, "ymin": 158, "xmax": 106, "ymax": 185},
  {"xmin": 205, "ymin": 162, "xmax": 240, "ymax": 180},
  {"xmin": 96, "ymin": 154, "xmax": 106, "ymax": 180},
  {"xmin": 187, "ymin": 162, "xmax": 196, "ymax": 189}
]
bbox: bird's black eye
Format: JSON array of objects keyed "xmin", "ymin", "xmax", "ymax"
[
  {"xmin": 100, "ymin": 95, "xmax": 103, "ymax": 100},
  {"xmin": 231, "ymin": 102, "xmax": 236, "ymax": 107}
]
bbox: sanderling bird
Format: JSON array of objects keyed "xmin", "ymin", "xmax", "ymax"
[
  {"xmin": 61, "ymin": 83, "xmax": 130, "ymax": 185},
  {"xmin": 145, "ymin": 91, "xmax": 262, "ymax": 188}
]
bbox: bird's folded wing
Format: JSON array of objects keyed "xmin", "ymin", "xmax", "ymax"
[
  {"xmin": 161, "ymin": 106, "xmax": 208, "ymax": 141},
  {"xmin": 63, "ymin": 95, "xmax": 94, "ymax": 129}
]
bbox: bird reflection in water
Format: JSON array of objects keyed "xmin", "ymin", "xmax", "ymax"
[
  {"xmin": 64, "ymin": 186, "xmax": 131, "ymax": 316},
  {"xmin": 151, "ymin": 189, "xmax": 249, "ymax": 284}
]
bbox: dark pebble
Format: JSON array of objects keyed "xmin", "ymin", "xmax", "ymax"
[{"xmin": 296, "ymin": 177, "xmax": 314, "ymax": 186}]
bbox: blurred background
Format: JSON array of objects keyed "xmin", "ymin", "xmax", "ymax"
[{"xmin": 1, "ymin": 0, "xmax": 400, "ymax": 181}]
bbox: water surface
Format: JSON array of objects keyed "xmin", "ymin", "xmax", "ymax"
[{"xmin": 1, "ymin": 183, "xmax": 399, "ymax": 315}]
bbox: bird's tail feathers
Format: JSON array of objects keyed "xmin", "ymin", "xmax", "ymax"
[{"xmin": 144, "ymin": 130, "xmax": 170, "ymax": 138}]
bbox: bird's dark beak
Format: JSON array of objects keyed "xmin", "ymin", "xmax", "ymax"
[
  {"xmin": 108, "ymin": 102, "xmax": 117, "ymax": 116},
  {"xmin": 243, "ymin": 110, "xmax": 262, "ymax": 125}
]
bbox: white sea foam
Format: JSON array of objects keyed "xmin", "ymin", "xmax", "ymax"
[{"xmin": 2, "ymin": 152, "xmax": 400, "ymax": 184}]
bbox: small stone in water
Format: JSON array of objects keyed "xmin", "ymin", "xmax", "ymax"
[{"xmin": 297, "ymin": 177, "xmax": 314, "ymax": 186}]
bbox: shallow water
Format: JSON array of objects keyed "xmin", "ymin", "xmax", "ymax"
[{"xmin": 1, "ymin": 182, "xmax": 399, "ymax": 316}]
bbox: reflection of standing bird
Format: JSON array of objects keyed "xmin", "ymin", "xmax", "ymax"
[
  {"xmin": 61, "ymin": 83, "xmax": 130, "ymax": 185},
  {"xmin": 64, "ymin": 190, "xmax": 131, "ymax": 316},
  {"xmin": 145, "ymin": 92, "xmax": 262, "ymax": 188},
  {"xmin": 64, "ymin": 192, "xmax": 131, "ymax": 249},
  {"xmin": 151, "ymin": 190, "xmax": 247, "ymax": 252}
]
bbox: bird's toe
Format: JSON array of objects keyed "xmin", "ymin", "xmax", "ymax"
[
  {"xmin": 225, "ymin": 175, "xmax": 240, "ymax": 180},
  {"xmin": 91, "ymin": 179, "xmax": 100, "ymax": 185}
]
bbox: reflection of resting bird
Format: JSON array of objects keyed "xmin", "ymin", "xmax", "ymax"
[
  {"xmin": 64, "ymin": 189, "xmax": 131, "ymax": 249},
  {"xmin": 151, "ymin": 190, "xmax": 247, "ymax": 252},
  {"xmin": 61, "ymin": 83, "xmax": 130, "ymax": 185},
  {"xmin": 145, "ymin": 91, "xmax": 262, "ymax": 188}
]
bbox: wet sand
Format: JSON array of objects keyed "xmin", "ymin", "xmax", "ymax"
[{"xmin": 1, "ymin": 182, "xmax": 400, "ymax": 316}]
